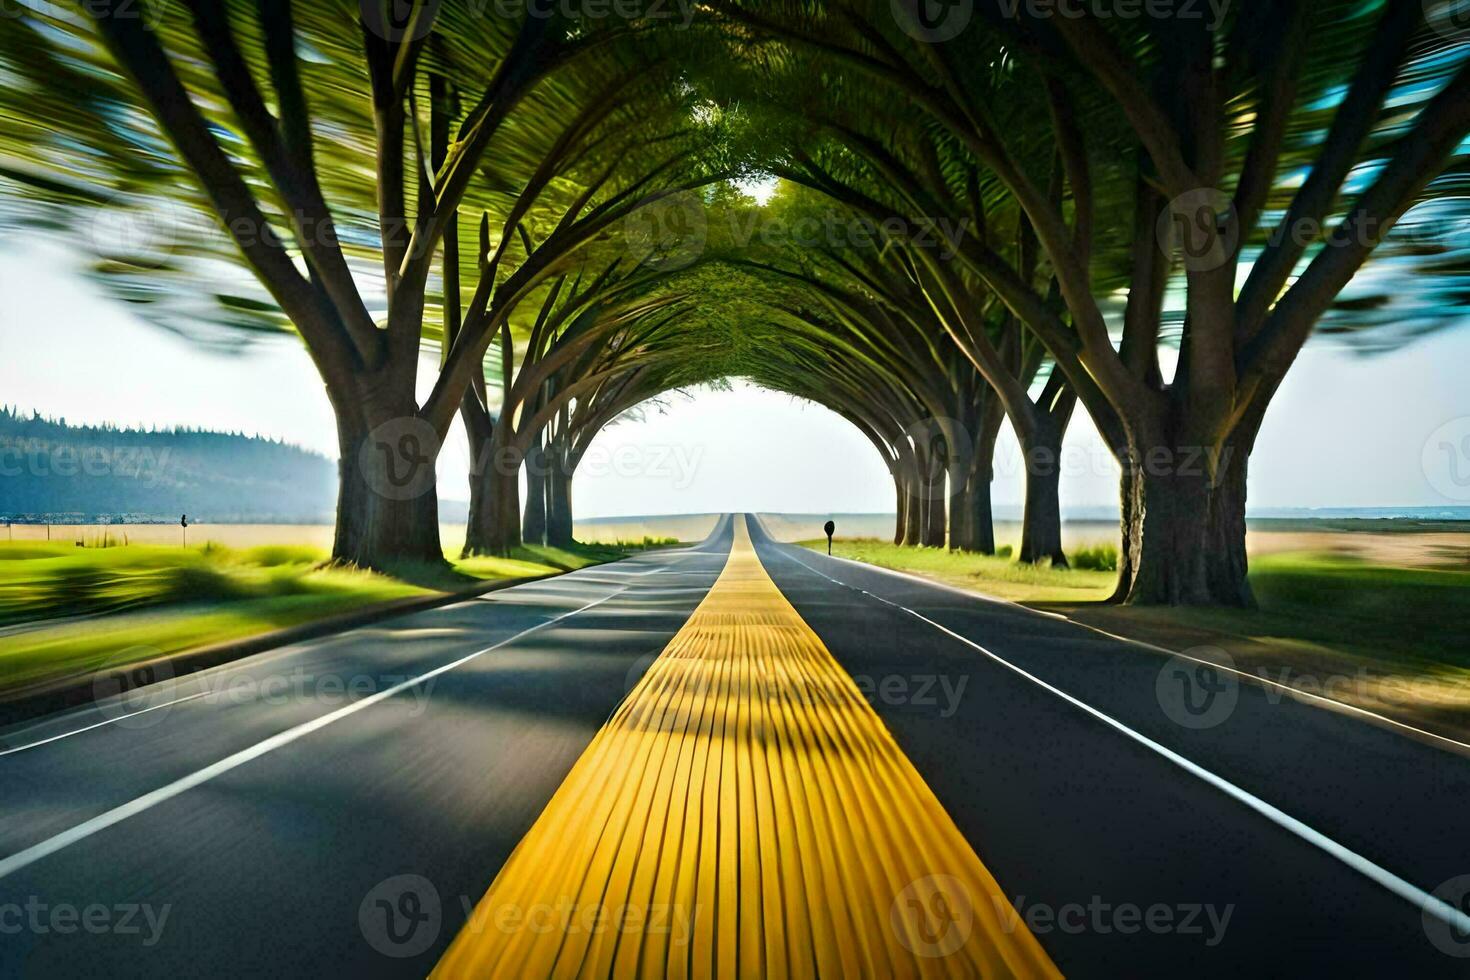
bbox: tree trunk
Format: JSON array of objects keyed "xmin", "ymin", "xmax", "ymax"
[
  {"xmin": 1110, "ymin": 460, "xmax": 1141, "ymax": 603},
  {"xmin": 546, "ymin": 449, "xmax": 575, "ymax": 548},
  {"xmin": 923, "ymin": 466, "xmax": 947, "ymax": 548},
  {"xmin": 948, "ymin": 473, "xmax": 971, "ymax": 552},
  {"xmin": 1122, "ymin": 433, "xmax": 1254, "ymax": 607},
  {"xmin": 1017, "ymin": 422, "xmax": 1067, "ymax": 566},
  {"xmin": 1206, "ymin": 440, "xmax": 1253, "ymax": 606},
  {"xmin": 522, "ymin": 442, "xmax": 548, "ymax": 546},
  {"xmin": 464, "ymin": 436, "xmax": 523, "ymax": 557},
  {"xmin": 902, "ymin": 452, "xmax": 924, "ymax": 548},
  {"xmin": 331, "ymin": 400, "xmax": 445, "ymax": 570},
  {"xmin": 892, "ymin": 476, "xmax": 907, "ymax": 545},
  {"xmin": 952, "ymin": 477, "xmax": 995, "ymax": 554},
  {"xmin": 951, "ymin": 402, "xmax": 1002, "ymax": 554}
]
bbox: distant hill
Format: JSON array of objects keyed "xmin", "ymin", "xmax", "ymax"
[{"xmin": 0, "ymin": 407, "xmax": 337, "ymax": 523}]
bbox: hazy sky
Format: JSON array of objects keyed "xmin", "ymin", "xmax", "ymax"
[{"xmin": 4, "ymin": 241, "xmax": 1469, "ymax": 518}]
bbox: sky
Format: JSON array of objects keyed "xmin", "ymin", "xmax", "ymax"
[{"xmin": 4, "ymin": 240, "xmax": 1470, "ymax": 518}]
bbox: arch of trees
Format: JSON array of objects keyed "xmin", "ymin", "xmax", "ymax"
[{"xmin": 1, "ymin": 0, "xmax": 1466, "ymax": 606}]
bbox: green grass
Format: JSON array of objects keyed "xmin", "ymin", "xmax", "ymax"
[
  {"xmin": 806, "ymin": 540, "xmax": 1470, "ymax": 669},
  {"xmin": 1132, "ymin": 551, "xmax": 1470, "ymax": 670},
  {"xmin": 800, "ymin": 538, "xmax": 1117, "ymax": 602},
  {"xmin": 0, "ymin": 537, "xmax": 637, "ymax": 700},
  {"xmin": 811, "ymin": 538, "xmax": 1470, "ymax": 737}
]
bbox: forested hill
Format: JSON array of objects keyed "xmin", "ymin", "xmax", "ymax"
[{"xmin": 0, "ymin": 407, "xmax": 336, "ymax": 523}]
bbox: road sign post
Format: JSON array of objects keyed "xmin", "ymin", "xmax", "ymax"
[
  {"xmin": 181, "ymin": 514, "xmax": 189, "ymax": 549},
  {"xmin": 824, "ymin": 519, "xmax": 835, "ymax": 556}
]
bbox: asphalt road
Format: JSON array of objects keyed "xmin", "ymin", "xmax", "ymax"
[{"xmin": 1, "ymin": 513, "xmax": 1468, "ymax": 977}]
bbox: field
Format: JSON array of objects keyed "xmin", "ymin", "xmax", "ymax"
[
  {"xmin": 4, "ymin": 515, "xmax": 713, "ymax": 551},
  {"xmin": 0, "ymin": 529, "xmax": 667, "ymax": 707}
]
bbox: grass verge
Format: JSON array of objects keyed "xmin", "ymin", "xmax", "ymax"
[
  {"xmin": 798, "ymin": 538, "xmax": 1115, "ymax": 602},
  {"xmin": 0, "ymin": 537, "xmax": 660, "ymax": 703},
  {"xmin": 804, "ymin": 539, "xmax": 1470, "ymax": 745}
]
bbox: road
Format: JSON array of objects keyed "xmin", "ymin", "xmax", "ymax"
[{"xmin": 1, "ymin": 514, "xmax": 1468, "ymax": 977}]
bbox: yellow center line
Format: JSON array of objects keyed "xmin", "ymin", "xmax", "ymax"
[{"xmin": 434, "ymin": 517, "xmax": 1062, "ymax": 979}]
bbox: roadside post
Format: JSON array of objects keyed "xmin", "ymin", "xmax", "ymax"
[{"xmin": 824, "ymin": 519, "xmax": 835, "ymax": 556}]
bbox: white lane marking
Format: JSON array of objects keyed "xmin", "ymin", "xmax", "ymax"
[
  {"xmin": 0, "ymin": 693, "xmax": 210, "ymax": 758},
  {"xmin": 786, "ymin": 539, "xmax": 1470, "ymax": 755},
  {"xmin": 0, "ymin": 553, "xmax": 697, "ymax": 760},
  {"xmin": 770, "ymin": 543, "xmax": 1470, "ymax": 937},
  {"xmin": 0, "ymin": 579, "xmax": 646, "ymax": 882}
]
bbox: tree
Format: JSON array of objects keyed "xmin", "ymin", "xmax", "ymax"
[
  {"xmin": 718, "ymin": 0, "xmax": 1470, "ymax": 604},
  {"xmin": 1, "ymin": 0, "xmax": 715, "ymax": 569}
]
